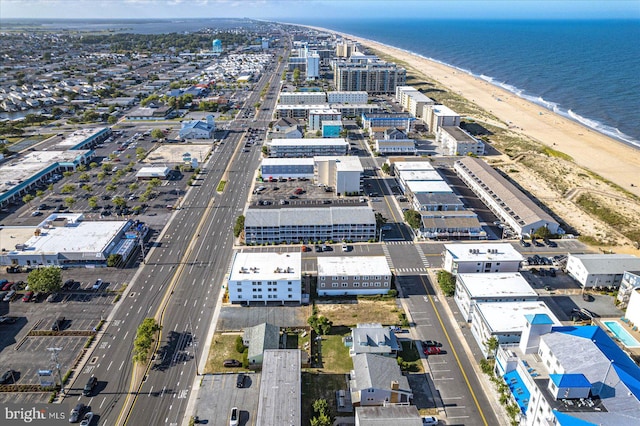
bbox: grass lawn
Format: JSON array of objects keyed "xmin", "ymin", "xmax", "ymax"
[
  {"xmin": 203, "ymin": 333, "xmax": 246, "ymax": 373},
  {"xmin": 398, "ymin": 340, "xmax": 424, "ymax": 373},
  {"xmin": 301, "ymin": 372, "xmax": 348, "ymax": 426},
  {"xmin": 315, "ymin": 326, "xmax": 352, "ymax": 373}
]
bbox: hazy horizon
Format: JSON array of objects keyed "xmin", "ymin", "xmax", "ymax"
[{"xmin": 1, "ymin": 0, "xmax": 638, "ymax": 21}]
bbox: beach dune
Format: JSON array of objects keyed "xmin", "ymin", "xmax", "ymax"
[{"xmin": 346, "ymin": 35, "xmax": 640, "ymax": 197}]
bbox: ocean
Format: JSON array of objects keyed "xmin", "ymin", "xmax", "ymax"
[{"xmin": 299, "ymin": 18, "xmax": 640, "ymax": 147}]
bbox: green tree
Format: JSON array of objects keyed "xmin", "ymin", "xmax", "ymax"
[
  {"xmin": 147, "ymin": 178, "xmax": 161, "ymax": 189},
  {"xmin": 235, "ymin": 335, "xmax": 246, "ymax": 354},
  {"xmin": 107, "ymin": 115, "xmax": 118, "ymax": 125},
  {"xmin": 310, "ymin": 398, "xmax": 331, "ymax": 426},
  {"xmin": 22, "ymin": 194, "xmax": 34, "ymax": 206},
  {"xmin": 293, "ymin": 68, "xmax": 300, "ymax": 84},
  {"xmin": 76, "ymin": 164, "xmax": 87, "ymax": 172},
  {"xmin": 27, "ymin": 267, "xmax": 62, "ymax": 293},
  {"xmin": 375, "ymin": 212, "xmax": 387, "ymax": 229},
  {"xmin": 88, "ymin": 196, "xmax": 99, "ymax": 210},
  {"xmin": 533, "ymin": 226, "xmax": 552, "ymax": 239},
  {"xmin": 65, "ymin": 197, "xmax": 76, "ymax": 209},
  {"xmin": 101, "ymin": 162, "xmax": 114, "ymax": 172},
  {"xmin": 61, "ymin": 184, "xmax": 76, "ymax": 194},
  {"xmin": 151, "ymin": 129, "xmax": 164, "ymax": 140},
  {"xmin": 63, "ymin": 171, "xmax": 74, "ymax": 178},
  {"xmin": 79, "ymin": 173, "xmax": 91, "ymax": 182},
  {"xmin": 106, "ymin": 184, "xmax": 117, "ymax": 192},
  {"xmin": 81, "ymin": 184, "xmax": 93, "ymax": 193},
  {"xmin": 128, "ymin": 183, "xmax": 139, "ymax": 191},
  {"xmin": 107, "ymin": 254, "xmax": 122, "ymax": 267},
  {"xmin": 381, "ymin": 163, "xmax": 391, "ymax": 175},
  {"xmin": 132, "ymin": 318, "xmax": 161, "ymax": 364},
  {"xmin": 47, "ymin": 183, "xmax": 54, "ymax": 192},
  {"xmin": 35, "ymin": 190, "xmax": 44, "ymax": 198},
  {"xmin": 97, "ymin": 172, "xmax": 106, "ymax": 181},
  {"xmin": 89, "ymin": 162, "xmax": 99, "ymax": 169},
  {"xmin": 484, "ymin": 336, "xmax": 500, "ymax": 358},
  {"xmin": 437, "ymin": 270, "xmax": 456, "ymax": 297},
  {"xmin": 112, "ymin": 196, "xmax": 127, "ymax": 208},
  {"xmin": 404, "ymin": 209, "xmax": 422, "ymax": 229},
  {"xmin": 234, "ymin": 215, "xmax": 245, "ymax": 238},
  {"xmin": 136, "ymin": 147, "xmax": 147, "ymax": 161}
]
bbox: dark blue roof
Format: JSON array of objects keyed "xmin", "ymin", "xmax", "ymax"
[
  {"xmin": 549, "ymin": 373, "xmax": 591, "ymax": 388},
  {"xmin": 553, "ymin": 326, "xmax": 640, "ymax": 400}
]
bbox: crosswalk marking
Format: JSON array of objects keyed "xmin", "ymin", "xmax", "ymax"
[
  {"xmin": 415, "ymin": 245, "xmax": 431, "ymax": 269},
  {"xmin": 381, "ymin": 244, "xmax": 395, "ymax": 271},
  {"xmin": 384, "ymin": 240, "xmax": 414, "ymax": 245}
]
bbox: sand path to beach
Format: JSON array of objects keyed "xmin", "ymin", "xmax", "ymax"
[{"xmin": 348, "ymin": 36, "xmax": 640, "ymax": 198}]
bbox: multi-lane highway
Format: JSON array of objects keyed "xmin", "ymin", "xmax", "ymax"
[{"xmin": 64, "ymin": 46, "xmax": 288, "ymax": 426}]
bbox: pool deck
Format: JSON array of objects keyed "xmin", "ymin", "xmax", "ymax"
[{"xmin": 597, "ymin": 317, "xmax": 640, "ymax": 356}]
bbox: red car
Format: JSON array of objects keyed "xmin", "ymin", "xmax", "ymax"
[
  {"xmin": 22, "ymin": 291, "xmax": 34, "ymax": 302},
  {"xmin": 2, "ymin": 282, "xmax": 13, "ymax": 291},
  {"xmin": 424, "ymin": 346, "xmax": 442, "ymax": 356}
]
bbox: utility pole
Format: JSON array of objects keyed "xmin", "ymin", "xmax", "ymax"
[{"xmin": 47, "ymin": 347, "xmax": 64, "ymax": 394}]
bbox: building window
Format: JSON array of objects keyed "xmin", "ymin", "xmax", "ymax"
[
  {"xmin": 342, "ymin": 283, "xmax": 348, "ymax": 287},
  {"xmin": 375, "ymin": 283, "xmax": 381, "ymax": 287},
  {"xmin": 354, "ymin": 276, "xmax": 360, "ymax": 280},
  {"xmin": 353, "ymin": 283, "xmax": 359, "ymax": 287},
  {"xmin": 238, "ymin": 288, "xmax": 242, "ymax": 292},
  {"xmin": 320, "ymin": 276, "xmax": 325, "ymax": 281},
  {"xmin": 332, "ymin": 283, "xmax": 339, "ymax": 288},
  {"xmin": 362, "ymin": 282, "xmax": 369, "ymax": 287},
  {"xmin": 383, "ymin": 282, "xmax": 389, "ymax": 287},
  {"xmin": 237, "ymin": 295, "xmax": 242, "ymax": 299},
  {"xmin": 320, "ymin": 283, "xmax": 325, "ymax": 288}
]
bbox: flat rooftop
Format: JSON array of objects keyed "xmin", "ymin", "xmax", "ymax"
[
  {"xmin": 397, "ymin": 169, "xmax": 443, "ymax": 182},
  {"xmin": 54, "ymin": 127, "xmax": 106, "ymax": 149},
  {"xmin": 261, "ymin": 158, "xmax": 316, "ymax": 166},
  {"xmin": 457, "ymin": 272, "xmax": 537, "ymax": 298},
  {"xmin": 405, "ymin": 180, "xmax": 453, "ymax": 194},
  {"xmin": 430, "ymin": 105, "xmax": 459, "ymax": 117},
  {"xmin": 256, "ymin": 350, "xmax": 301, "ymax": 426},
  {"xmin": 475, "ymin": 301, "xmax": 560, "ymax": 333},
  {"xmin": 229, "ymin": 252, "xmax": 301, "ymax": 282},
  {"xmin": 269, "ymin": 138, "xmax": 349, "ymax": 147},
  {"xmin": 317, "ymin": 256, "xmax": 391, "ymax": 277},
  {"xmin": 0, "ymin": 150, "xmax": 91, "ymax": 195},
  {"xmin": 441, "ymin": 125, "xmax": 476, "ymax": 142},
  {"xmin": 315, "ymin": 156, "xmax": 363, "ymax": 172},
  {"xmin": 569, "ymin": 254, "xmax": 640, "ymax": 274},
  {"xmin": 445, "ymin": 243, "xmax": 525, "ymax": 262},
  {"xmin": 12, "ymin": 215, "xmax": 128, "ymax": 255},
  {"xmin": 393, "ymin": 161, "xmax": 435, "ymax": 172}
]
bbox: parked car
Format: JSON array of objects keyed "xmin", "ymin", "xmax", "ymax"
[
  {"xmin": 322, "ymin": 245, "xmax": 333, "ymax": 252},
  {"xmin": 22, "ymin": 291, "xmax": 33, "ymax": 302},
  {"xmin": 422, "ymin": 416, "xmax": 439, "ymax": 425},
  {"xmin": 2, "ymin": 282, "xmax": 13, "ymax": 291},
  {"xmin": 422, "ymin": 340, "xmax": 442, "ymax": 348},
  {"xmin": 92, "ymin": 279, "xmax": 103, "ymax": 291},
  {"xmin": 68, "ymin": 403, "xmax": 85, "ymax": 423},
  {"xmin": 82, "ymin": 376, "xmax": 97, "ymax": 396},
  {"xmin": 236, "ymin": 373, "xmax": 245, "ymax": 388},
  {"xmin": 0, "ymin": 369, "xmax": 16, "ymax": 384},
  {"xmin": 47, "ymin": 293, "xmax": 58, "ymax": 303},
  {"xmin": 0, "ymin": 316, "xmax": 18, "ymax": 325},
  {"xmin": 223, "ymin": 359, "xmax": 241, "ymax": 368},
  {"xmin": 79, "ymin": 412, "xmax": 94, "ymax": 426},
  {"xmin": 519, "ymin": 239, "xmax": 531, "ymax": 247},
  {"xmin": 229, "ymin": 407, "xmax": 239, "ymax": 426},
  {"xmin": 424, "ymin": 346, "xmax": 442, "ymax": 356},
  {"xmin": 3, "ymin": 290, "xmax": 16, "ymax": 302},
  {"xmin": 52, "ymin": 316, "xmax": 66, "ymax": 331}
]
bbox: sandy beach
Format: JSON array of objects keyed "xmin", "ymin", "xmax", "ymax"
[{"xmin": 340, "ymin": 34, "xmax": 640, "ymax": 198}]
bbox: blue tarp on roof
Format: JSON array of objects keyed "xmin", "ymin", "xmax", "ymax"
[
  {"xmin": 553, "ymin": 411, "xmax": 598, "ymax": 426},
  {"xmin": 553, "ymin": 326, "xmax": 640, "ymax": 400},
  {"xmin": 549, "ymin": 373, "xmax": 591, "ymax": 388},
  {"xmin": 526, "ymin": 313, "xmax": 555, "ymax": 325}
]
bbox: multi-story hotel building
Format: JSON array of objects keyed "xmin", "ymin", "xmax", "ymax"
[
  {"xmin": 317, "ymin": 256, "xmax": 392, "ymax": 296},
  {"xmin": 244, "ymin": 206, "xmax": 376, "ymax": 244},
  {"xmin": 268, "ymin": 138, "xmax": 349, "ymax": 158},
  {"xmin": 333, "ymin": 60, "xmax": 406, "ymax": 94}
]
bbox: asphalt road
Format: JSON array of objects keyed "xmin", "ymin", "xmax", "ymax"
[{"xmin": 64, "ymin": 48, "xmax": 289, "ymax": 426}]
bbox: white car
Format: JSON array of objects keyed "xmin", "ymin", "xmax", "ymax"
[
  {"xmin": 422, "ymin": 416, "xmax": 438, "ymax": 425},
  {"xmin": 229, "ymin": 407, "xmax": 239, "ymax": 426},
  {"xmin": 79, "ymin": 412, "xmax": 94, "ymax": 426}
]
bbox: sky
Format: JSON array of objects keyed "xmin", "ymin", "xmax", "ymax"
[{"xmin": 1, "ymin": 0, "xmax": 639, "ymax": 21}]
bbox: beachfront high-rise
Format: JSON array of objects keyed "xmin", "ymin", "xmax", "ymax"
[{"xmin": 333, "ymin": 59, "xmax": 406, "ymax": 94}]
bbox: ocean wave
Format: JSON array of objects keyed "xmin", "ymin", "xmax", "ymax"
[{"xmin": 377, "ymin": 41, "xmax": 640, "ymax": 148}]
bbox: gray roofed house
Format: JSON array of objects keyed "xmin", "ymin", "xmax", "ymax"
[
  {"xmin": 243, "ymin": 323, "xmax": 281, "ymax": 368},
  {"xmin": 349, "ymin": 323, "xmax": 400, "ymax": 357},
  {"xmin": 256, "ymin": 350, "xmax": 301, "ymax": 426},
  {"xmin": 350, "ymin": 353, "xmax": 412, "ymax": 406},
  {"xmin": 355, "ymin": 406, "xmax": 422, "ymax": 426},
  {"xmin": 413, "ymin": 192, "xmax": 465, "ymax": 211},
  {"xmin": 244, "ymin": 206, "xmax": 376, "ymax": 244},
  {"xmin": 565, "ymin": 254, "xmax": 640, "ymax": 288}
]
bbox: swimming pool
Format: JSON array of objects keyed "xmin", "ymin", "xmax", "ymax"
[{"xmin": 603, "ymin": 321, "xmax": 640, "ymax": 348}]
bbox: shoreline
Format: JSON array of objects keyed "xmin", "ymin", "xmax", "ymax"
[{"xmin": 304, "ymin": 25, "xmax": 640, "ymax": 198}]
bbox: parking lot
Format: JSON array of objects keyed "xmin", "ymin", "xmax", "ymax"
[{"xmin": 192, "ymin": 373, "xmax": 261, "ymax": 426}]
